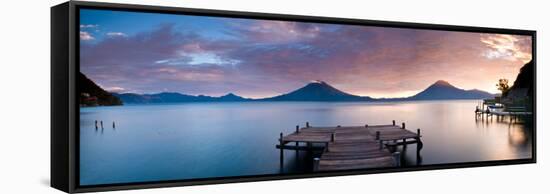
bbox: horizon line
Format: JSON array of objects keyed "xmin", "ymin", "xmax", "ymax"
[{"xmin": 107, "ymin": 80, "xmax": 498, "ymax": 100}]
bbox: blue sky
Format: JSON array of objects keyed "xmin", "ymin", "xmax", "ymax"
[
  {"xmin": 80, "ymin": 9, "xmax": 243, "ymax": 42},
  {"xmin": 79, "ymin": 8, "xmax": 532, "ymax": 98}
]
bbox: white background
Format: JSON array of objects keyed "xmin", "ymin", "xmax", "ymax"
[{"xmin": 0, "ymin": 0, "xmax": 547, "ymax": 193}]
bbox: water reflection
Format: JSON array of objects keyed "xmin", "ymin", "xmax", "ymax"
[
  {"xmin": 79, "ymin": 100, "xmax": 533, "ymax": 185},
  {"xmin": 474, "ymin": 113, "xmax": 532, "ymax": 160}
]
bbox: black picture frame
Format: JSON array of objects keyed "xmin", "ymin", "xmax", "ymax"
[{"xmin": 51, "ymin": 1, "xmax": 536, "ymax": 193}]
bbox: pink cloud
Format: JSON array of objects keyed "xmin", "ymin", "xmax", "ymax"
[
  {"xmin": 481, "ymin": 34, "xmax": 532, "ymax": 63},
  {"xmin": 80, "ymin": 20, "xmax": 532, "ymax": 98},
  {"xmin": 80, "ymin": 31, "xmax": 94, "ymax": 41}
]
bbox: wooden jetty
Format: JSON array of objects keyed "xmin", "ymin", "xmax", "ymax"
[
  {"xmin": 276, "ymin": 121, "xmax": 422, "ymax": 171},
  {"xmin": 475, "ymin": 99, "xmax": 532, "ymax": 123}
]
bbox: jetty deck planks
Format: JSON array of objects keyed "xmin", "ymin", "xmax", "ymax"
[{"xmin": 278, "ymin": 122, "xmax": 422, "ymax": 171}]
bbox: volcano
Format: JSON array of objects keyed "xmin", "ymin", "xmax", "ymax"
[
  {"xmin": 409, "ymin": 80, "xmax": 494, "ymax": 100},
  {"xmin": 261, "ymin": 80, "xmax": 372, "ymax": 101}
]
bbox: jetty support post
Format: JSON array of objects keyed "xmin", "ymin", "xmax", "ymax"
[
  {"xmin": 393, "ymin": 152, "xmax": 401, "ymax": 167},
  {"xmin": 376, "ymin": 131, "xmax": 382, "ymax": 150},
  {"xmin": 402, "ymin": 122, "xmax": 406, "ymax": 129},
  {"xmin": 279, "ymin": 132, "xmax": 284, "ymax": 168},
  {"xmin": 392, "ymin": 120, "xmax": 396, "ymax": 126},
  {"xmin": 295, "ymin": 125, "xmax": 299, "ymax": 149},
  {"xmin": 416, "ymin": 128, "xmax": 423, "ymax": 160},
  {"xmin": 313, "ymin": 157, "xmax": 320, "ymax": 171},
  {"xmin": 327, "ymin": 133, "xmax": 335, "ymax": 152},
  {"xmin": 306, "ymin": 142, "xmax": 313, "ymax": 155},
  {"xmin": 306, "ymin": 122, "xmax": 310, "ymax": 128}
]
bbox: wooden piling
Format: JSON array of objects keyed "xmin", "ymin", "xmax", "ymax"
[
  {"xmin": 401, "ymin": 122, "xmax": 405, "ymax": 129},
  {"xmin": 331, "ymin": 133, "xmax": 335, "ymax": 142},
  {"xmin": 313, "ymin": 158, "xmax": 320, "ymax": 171},
  {"xmin": 416, "ymin": 128, "xmax": 423, "ymax": 157},
  {"xmin": 365, "ymin": 124, "xmax": 368, "ymax": 128},
  {"xmin": 295, "ymin": 125, "xmax": 299, "ymax": 147},
  {"xmin": 279, "ymin": 132, "xmax": 284, "ymax": 166},
  {"xmin": 393, "ymin": 152, "xmax": 401, "ymax": 167},
  {"xmin": 306, "ymin": 122, "xmax": 310, "ymax": 128},
  {"xmin": 376, "ymin": 131, "xmax": 382, "ymax": 149},
  {"xmin": 392, "ymin": 120, "xmax": 396, "ymax": 126}
]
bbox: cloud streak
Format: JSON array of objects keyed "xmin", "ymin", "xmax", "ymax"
[
  {"xmin": 80, "ymin": 24, "xmax": 98, "ymax": 28},
  {"xmin": 480, "ymin": 34, "xmax": 532, "ymax": 63},
  {"xmin": 80, "ymin": 31, "xmax": 94, "ymax": 41},
  {"xmin": 106, "ymin": 32, "xmax": 128, "ymax": 37}
]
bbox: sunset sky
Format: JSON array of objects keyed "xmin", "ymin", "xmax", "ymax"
[{"xmin": 80, "ymin": 9, "xmax": 532, "ymax": 98}]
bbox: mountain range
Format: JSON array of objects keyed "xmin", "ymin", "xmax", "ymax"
[
  {"xmin": 110, "ymin": 79, "xmax": 494, "ymax": 104},
  {"xmin": 113, "ymin": 92, "xmax": 248, "ymax": 103}
]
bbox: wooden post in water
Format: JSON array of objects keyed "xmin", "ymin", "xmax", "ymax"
[
  {"xmin": 416, "ymin": 128, "xmax": 422, "ymax": 160},
  {"xmin": 313, "ymin": 157, "xmax": 320, "ymax": 171},
  {"xmin": 365, "ymin": 124, "xmax": 368, "ymax": 128},
  {"xmin": 279, "ymin": 132, "xmax": 284, "ymax": 167},
  {"xmin": 376, "ymin": 131, "xmax": 382, "ymax": 149},
  {"xmin": 337, "ymin": 125, "xmax": 341, "ymax": 128},
  {"xmin": 331, "ymin": 133, "xmax": 335, "ymax": 142},
  {"xmin": 295, "ymin": 125, "xmax": 299, "ymax": 148},
  {"xmin": 392, "ymin": 120, "xmax": 396, "ymax": 126},
  {"xmin": 393, "ymin": 152, "xmax": 401, "ymax": 167},
  {"xmin": 401, "ymin": 122, "xmax": 406, "ymax": 129},
  {"xmin": 306, "ymin": 122, "xmax": 310, "ymax": 128}
]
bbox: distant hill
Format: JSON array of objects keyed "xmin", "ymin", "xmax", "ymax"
[
  {"xmin": 218, "ymin": 93, "xmax": 247, "ymax": 101},
  {"xmin": 114, "ymin": 92, "xmax": 249, "ymax": 104},
  {"xmin": 79, "ymin": 72, "xmax": 123, "ymax": 106},
  {"xmin": 501, "ymin": 60, "xmax": 533, "ymax": 111},
  {"xmin": 259, "ymin": 80, "xmax": 372, "ymax": 101},
  {"xmin": 409, "ymin": 80, "xmax": 494, "ymax": 100},
  {"xmin": 507, "ymin": 60, "xmax": 533, "ymax": 98}
]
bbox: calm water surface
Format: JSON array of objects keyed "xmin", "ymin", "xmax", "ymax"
[{"xmin": 80, "ymin": 100, "xmax": 532, "ymax": 185}]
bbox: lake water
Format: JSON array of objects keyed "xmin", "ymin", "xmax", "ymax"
[{"xmin": 79, "ymin": 100, "xmax": 533, "ymax": 185}]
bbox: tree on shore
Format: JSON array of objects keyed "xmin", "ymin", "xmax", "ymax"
[{"xmin": 496, "ymin": 78, "xmax": 510, "ymax": 97}]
